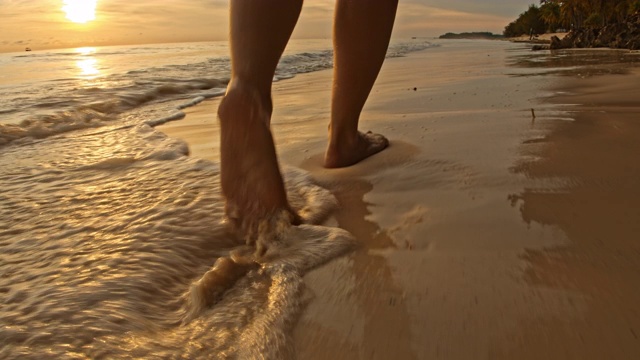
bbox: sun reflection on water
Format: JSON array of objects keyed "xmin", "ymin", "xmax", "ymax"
[
  {"xmin": 77, "ymin": 58, "xmax": 99, "ymax": 77},
  {"xmin": 74, "ymin": 48, "xmax": 100, "ymax": 78}
]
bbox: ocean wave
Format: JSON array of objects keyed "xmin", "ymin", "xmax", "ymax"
[
  {"xmin": 275, "ymin": 40, "xmax": 436, "ymax": 76},
  {"xmin": 387, "ymin": 41, "xmax": 439, "ymax": 57},
  {"xmin": 0, "ymin": 79, "xmax": 228, "ymax": 147},
  {"xmin": 1, "ymin": 39, "xmax": 433, "ymax": 148}
]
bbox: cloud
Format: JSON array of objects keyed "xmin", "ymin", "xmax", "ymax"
[
  {"xmin": 1, "ymin": 0, "xmax": 230, "ymax": 51},
  {"xmin": 394, "ymin": 3, "xmax": 514, "ymax": 36},
  {"xmin": 0, "ymin": 0, "xmax": 533, "ymax": 52},
  {"xmin": 293, "ymin": 0, "xmax": 523, "ymax": 39},
  {"xmin": 407, "ymin": 0, "xmax": 535, "ymax": 18}
]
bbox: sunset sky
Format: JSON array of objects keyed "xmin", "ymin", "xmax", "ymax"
[{"xmin": 1, "ymin": 0, "xmax": 535, "ymax": 53}]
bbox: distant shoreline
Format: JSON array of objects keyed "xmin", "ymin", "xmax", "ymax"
[
  {"xmin": 439, "ymin": 32, "xmax": 504, "ymax": 40},
  {"xmin": 437, "ymin": 32, "xmax": 569, "ymax": 47}
]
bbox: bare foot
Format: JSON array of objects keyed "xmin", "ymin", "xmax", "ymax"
[
  {"xmin": 324, "ymin": 131, "xmax": 389, "ymax": 168},
  {"xmin": 218, "ymin": 83, "xmax": 300, "ymax": 242}
]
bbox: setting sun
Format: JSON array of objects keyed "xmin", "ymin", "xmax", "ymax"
[{"xmin": 62, "ymin": 0, "xmax": 97, "ymax": 24}]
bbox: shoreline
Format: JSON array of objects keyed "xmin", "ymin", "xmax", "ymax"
[{"xmin": 157, "ymin": 40, "xmax": 640, "ymax": 358}]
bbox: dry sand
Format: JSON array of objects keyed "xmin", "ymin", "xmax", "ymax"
[{"xmin": 158, "ymin": 40, "xmax": 640, "ymax": 359}]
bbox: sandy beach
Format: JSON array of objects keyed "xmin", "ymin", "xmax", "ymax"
[
  {"xmin": 158, "ymin": 40, "xmax": 640, "ymax": 359},
  {"xmin": 510, "ymin": 32, "xmax": 568, "ymax": 43}
]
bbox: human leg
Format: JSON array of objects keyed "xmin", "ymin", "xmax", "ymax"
[
  {"xmin": 325, "ymin": 0, "xmax": 398, "ymax": 168},
  {"xmin": 218, "ymin": 0, "xmax": 303, "ymax": 233}
]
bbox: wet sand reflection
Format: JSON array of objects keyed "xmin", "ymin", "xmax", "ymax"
[
  {"xmin": 509, "ymin": 71, "xmax": 640, "ymax": 357},
  {"xmin": 296, "ymin": 150, "xmax": 417, "ymax": 358}
]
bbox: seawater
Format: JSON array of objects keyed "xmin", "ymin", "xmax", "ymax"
[{"xmin": 0, "ymin": 39, "xmax": 433, "ymax": 358}]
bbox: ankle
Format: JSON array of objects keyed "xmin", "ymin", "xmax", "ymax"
[
  {"xmin": 328, "ymin": 126, "xmax": 359, "ymax": 150},
  {"xmin": 218, "ymin": 81, "xmax": 273, "ymax": 125}
]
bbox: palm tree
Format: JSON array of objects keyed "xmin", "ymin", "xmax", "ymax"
[
  {"xmin": 562, "ymin": 0, "xmax": 584, "ymax": 29},
  {"xmin": 540, "ymin": 1, "xmax": 561, "ymax": 31},
  {"xmin": 541, "ymin": 0, "xmax": 638, "ymax": 29}
]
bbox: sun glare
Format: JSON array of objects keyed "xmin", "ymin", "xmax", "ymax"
[
  {"xmin": 62, "ymin": 0, "xmax": 97, "ymax": 24},
  {"xmin": 76, "ymin": 47, "xmax": 96, "ymax": 55},
  {"xmin": 77, "ymin": 58, "xmax": 99, "ymax": 77}
]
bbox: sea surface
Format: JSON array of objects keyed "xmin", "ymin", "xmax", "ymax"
[{"xmin": 0, "ymin": 39, "xmax": 433, "ymax": 358}]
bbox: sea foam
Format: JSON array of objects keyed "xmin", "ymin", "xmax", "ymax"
[{"xmin": 0, "ymin": 123, "xmax": 354, "ymax": 359}]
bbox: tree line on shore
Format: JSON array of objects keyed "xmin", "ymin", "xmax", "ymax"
[{"xmin": 504, "ymin": 0, "xmax": 640, "ymax": 37}]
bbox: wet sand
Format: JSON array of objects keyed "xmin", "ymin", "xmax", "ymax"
[{"xmin": 158, "ymin": 40, "xmax": 640, "ymax": 359}]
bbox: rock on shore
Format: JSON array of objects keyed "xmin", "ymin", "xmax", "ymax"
[{"xmin": 551, "ymin": 12, "xmax": 640, "ymax": 50}]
